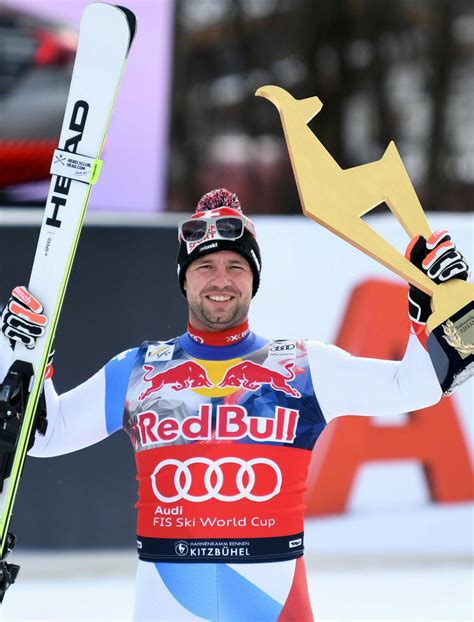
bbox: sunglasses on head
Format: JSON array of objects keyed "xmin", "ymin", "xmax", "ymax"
[{"xmin": 179, "ymin": 215, "xmax": 256, "ymax": 243}]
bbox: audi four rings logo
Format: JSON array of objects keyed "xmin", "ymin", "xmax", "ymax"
[
  {"xmin": 151, "ymin": 457, "xmax": 282, "ymax": 503},
  {"xmin": 269, "ymin": 344, "xmax": 295, "ymax": 352}
]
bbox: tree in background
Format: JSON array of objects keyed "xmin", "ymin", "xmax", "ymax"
[{"xmin": 168, "ymin": 0, "xmax": 474, "ymax": 214}]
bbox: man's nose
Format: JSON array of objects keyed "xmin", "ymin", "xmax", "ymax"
[{"xmin": 210, "ymin": 266, "xmax": 232, "ymax": 287}]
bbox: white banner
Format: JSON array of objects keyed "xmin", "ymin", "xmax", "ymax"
[{"xmin": 253, "ymin": 212, "xmax": 473, "ymax": 556}]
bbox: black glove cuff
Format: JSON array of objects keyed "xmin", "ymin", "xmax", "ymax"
[{"xmin": 408, "ymin": 286, "xmax": 431, "ymax": 324}]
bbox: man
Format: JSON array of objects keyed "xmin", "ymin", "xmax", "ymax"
[{"xmin": 0, "ymin": 188, "xmax": 469, "ymax": 621}]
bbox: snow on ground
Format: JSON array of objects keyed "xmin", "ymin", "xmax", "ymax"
[{"xmin": 1, "ymin": 550, "xmax": 472, "ymax": 621}]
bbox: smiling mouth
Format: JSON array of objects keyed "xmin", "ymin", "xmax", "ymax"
[{"xmin": 206, "ymin": 294, "xmax": 234, "ymax": 302}]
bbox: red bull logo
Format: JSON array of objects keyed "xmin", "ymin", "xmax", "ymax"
[
  {"xmin": 218, "ymin": 361, "xmax": 301, "ymax": 397},
  {"xmin": 137, "ymin": 404, "xmax": 299, "ymax": 446},
  {"xmin": 139, "ymin": 362, "xmax": 213, "ymax": 401},
  {"xmin": 139, "ymin": 360, "xmax": 301, "ymax": 401}
]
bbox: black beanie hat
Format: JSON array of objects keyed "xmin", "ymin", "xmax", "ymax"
[{"xmin": 177, "ymin": 188, "xmax": 261, "ymax": 297}]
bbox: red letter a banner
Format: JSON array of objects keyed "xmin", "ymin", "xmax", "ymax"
[{"xmin": 305, "ymin": 279, "xmax": 473, "ymax": 516}]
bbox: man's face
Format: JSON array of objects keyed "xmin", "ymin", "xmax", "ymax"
[{"xmin": 184, "ymin": 250, "xmax": 253, "ymax": 331}]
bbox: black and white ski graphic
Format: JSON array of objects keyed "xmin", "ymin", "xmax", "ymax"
[{"xmin": 0, "ymin": 1, "xmax": 136, "ymax": 585}]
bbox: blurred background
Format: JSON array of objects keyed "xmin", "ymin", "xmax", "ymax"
[
  {"xmin": 1, "ymin": 0, "xmax": 474, "ymax": 213},
  {"xmin": 0, "ymin": 0, "xmax": 473, "ymax": 620}
]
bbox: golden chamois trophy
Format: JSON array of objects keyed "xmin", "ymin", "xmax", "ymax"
[{"xmin": 256, "ymin": 85, "xmax": 474, "ymax": 394}]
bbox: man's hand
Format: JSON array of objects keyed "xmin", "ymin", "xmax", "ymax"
[
  {"xmin": 0, "ymin": 288, "xmax": 51, "ymax": 452},
  {"xmin": 405, "ymin": 230, "xmax": 470, "ymax": 327},
  {"xmin": 1, "ymin": 286, "xmax": 48, "ymax": 349}
]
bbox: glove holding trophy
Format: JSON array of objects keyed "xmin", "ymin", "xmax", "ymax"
[{"xmin": 256, "ymin": 85, "xmax": 473, "ymax": 395}]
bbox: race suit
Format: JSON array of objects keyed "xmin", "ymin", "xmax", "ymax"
[{"xmin": 0, "ymin": 329, "xmax": 441, "ymax": 621}]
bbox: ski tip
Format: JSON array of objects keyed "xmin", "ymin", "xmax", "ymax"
[
  {"xmin": 81, "ymin": 4, "xmax": 137, "ymax": 55},
  {"xmin": 114, "ymin": 5, "xmax": 137, "ymax": 52}
]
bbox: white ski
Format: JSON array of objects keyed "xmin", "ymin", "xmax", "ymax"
[{"xmin": 0, "ymin": 2, "xmax": 136, "ymax": 564}]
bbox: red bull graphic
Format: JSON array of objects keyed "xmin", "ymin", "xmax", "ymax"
[
  {"xmin": 136, "ymin": 404, "xmax": 300, "ymax": 446},
  {"xmin": 218, "ymin": 361, "xmax": 301, "ymax": 397},
  {"xmin": 139, "ymin": 362, "xmax": 213, "ymax": 400}
]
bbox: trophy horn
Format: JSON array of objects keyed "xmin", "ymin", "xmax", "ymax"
[{"xmin": 256, "ymin": 85, "xmax": 323, "ymax": 124}]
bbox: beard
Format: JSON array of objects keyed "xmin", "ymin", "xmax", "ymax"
[{"xmin": 187, "ymin": 292, "xmax": 250, "ymax": 331}]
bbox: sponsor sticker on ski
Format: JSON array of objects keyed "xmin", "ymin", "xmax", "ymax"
[{"xmin": 50, "ymin": 149, "xmax": 103, "ymax": 184}]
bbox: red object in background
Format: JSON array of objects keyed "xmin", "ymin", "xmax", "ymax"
[
  {"xmin": 305, "ymin": 279, "xmax": 473, "ymax": 516},
  {"xmin": 0, "ymin": 141, "xmax": 56, "ymax": 188},
  {"xmin": 0, "ymin": 7, "xmax": 77, "ymax": 189},
  {"xmin": 33, "ymin": 27, "xmax": 76, "ymax": 66}
]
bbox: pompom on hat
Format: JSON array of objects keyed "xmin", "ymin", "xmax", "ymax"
[
  {"xmin": 196, "ymin": 188, "xmax": 241, "ymax": 212},
  {"xmin": 177, "ymin": 188, "xmax": 261, "ymax": 297}
]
